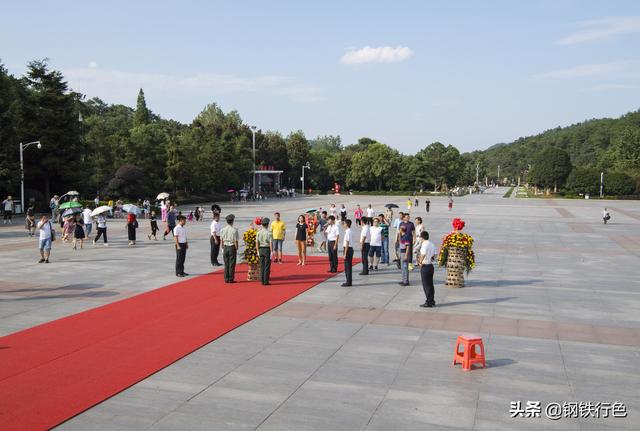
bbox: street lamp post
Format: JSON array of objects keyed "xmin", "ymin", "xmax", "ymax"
[
  {"xmin": 301, "ymin": 162, "xmax": 311, "ymax": 195},
  {"xmin": 600, "ymin": 172, "xmax": 604, "ymax": 198},
  {"xmin": 19, "ymin": 141, "xmax": 42, "ymax": 214},
  {"xmin": 250, "ymin": 126, "xmax": 257, "ymax": 196}
]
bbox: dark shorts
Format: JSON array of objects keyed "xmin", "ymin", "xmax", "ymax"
[{"xmin": 368, "ymin": 245, "xmax": 381, "ymax": 257}]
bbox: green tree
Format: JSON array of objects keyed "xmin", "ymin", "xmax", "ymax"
[
  {"xmin": 347, "ymin": 142, "xmax": 400, "ymax": 190},
  {"xmin": 133, "ymin": 88, "xmax": 150, "ymax": 126},
  {"xmin": 286, "ymin": 130, "xmax": 310, "ymax": 184},
  {"xmin": 528, "ymin": 146, "xmax": 573, "ymax": 192}
]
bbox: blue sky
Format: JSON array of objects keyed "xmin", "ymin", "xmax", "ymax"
[{"xmin": 2, "ymin": 0, "xmax": 640, "ymax": 153}]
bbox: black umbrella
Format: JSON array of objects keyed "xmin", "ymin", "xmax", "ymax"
[{"xmin": 385, "ymin": 203, "xmax": 399, "ymax": 209}]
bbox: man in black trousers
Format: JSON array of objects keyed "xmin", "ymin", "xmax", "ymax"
[
  {"xmin": 209, "ymin": 211, "xmax": 222, "ymax": 266},
  {"xmin": 173, "ymin": 215, "xmax": 188, "ymax": 277},
  {"xmin": 220, "ymin": 214, "xmax": 239, "ymax": 283},
  {"xmin": 325, "ymin": 215, "xmax": 340, "ymax": 273},
  {"xmin": 342, "ymin": 219, "xmax": 353, "ymax": 287}
]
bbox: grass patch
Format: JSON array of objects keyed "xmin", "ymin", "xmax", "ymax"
[{"xmin": 503, "ymin": 187, "xmax": 514, "ymax": 198}]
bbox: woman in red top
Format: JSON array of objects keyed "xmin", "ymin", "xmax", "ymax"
[{"xmin": 127, "ymin": 213, "xmax": 138, "ymax": 246}]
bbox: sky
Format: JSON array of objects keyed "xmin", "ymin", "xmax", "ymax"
[{"xmin": 2, "ymin": 0, "xmax": 640, "ymax": 153}]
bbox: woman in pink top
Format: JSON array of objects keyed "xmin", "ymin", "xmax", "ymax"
[{"xmin": 354, "ymin": 205, "xmax": 363, "ymax": 226}]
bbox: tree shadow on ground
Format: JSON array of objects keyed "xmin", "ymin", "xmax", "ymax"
[
  {"xmin": 438, "ymin": 296, "xmax": 518, "ymax": 307},
  {"xmin": 7, "ymin": 283, "xmax": 103, "ymax": 293},
  {"xmin": 0, "ymin": 290, "xmax": 118, "ymax": 301}
]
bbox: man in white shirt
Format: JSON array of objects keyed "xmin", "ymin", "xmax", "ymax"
[
  {"xmin": 37, "ymin": 215, "xmax": 54, "ymax": 263},
  {"xmin": 329, "ymin": 204, "xmax": 337, "ymax": 218},
  {"xmin": 2, "ymin": 196, "xmax": 14, "ymax": 224},
  {"xmin": 417, "ymin": 230, "xmax": 437, "ymax": 308},
  {"xmin": 174, "ymin": 215, "xmax": 189, "ymax": 277},
  {"xmin": 82, "ymin": 207, "xmax": 93, "ymax": 239},
  {"xmin": 359, "ymin": 217, "xmax": 371, "ymax": 275},
  {"xmin": 342, "ymin": 219, "xmax": 353, "ymax": 286},
  {"xmin": 366, "ymin": 204, "xmax": 374, "ymax": 218},
  {"xmin": 368, "ymin": 218, "xmax": 383, "ymax": 271},
  {"xmin": 94, "ymin": 195, "xmax": 100, "ymax": 207},
  {"xmin": 326, "ymin": 215, "xmax": 340, "ymax": 273},
  {"xmin": 210, "ymin": 212, "xmax": 222, "ymax": 266}
]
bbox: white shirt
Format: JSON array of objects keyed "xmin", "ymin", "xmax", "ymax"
[
  {"xmin": 174, "ymin": 224, "xmax": 188, "ymax": 243},
  {"xmin": 329, "ymin": 207, "xmax": 337, "ymax": 217},
  {"xmin": 97, "ymin": 215, "xmax": 107, "ymax": 228},
  {"xmin": 326, "ymin": 224, "xmax": 340, "ymax": 241},
  {"xmin": 420, "ymin": 240, "xmax": 437, "ymax": 265},
  {"xmin": 3, "ymin": 200, "xmax": 12, "ymax": 211},
  {"xmin": 82, "ymin": 208, "xmax": 93, "ymax": 224},
  {"xmin": 210, "ymin": 219, "xmax": 221, "ymax": 236},
  {"xmin": 369, "ymin": 226, "xmax": 382, "ymax": 246},
  {"xmin": 37, "ymin": 220, "xmax": 53, "ymax": 240},
  {"xmin": 343, "ymin": 228, "xmax": 352, "ymax": 248},
  {"xmin": 360, "ymin": 224, "xmax": 371, "ymax": 243},
  {"xmin": 366, "ymin": 208, "xmax": 374, "ymax": 218}
]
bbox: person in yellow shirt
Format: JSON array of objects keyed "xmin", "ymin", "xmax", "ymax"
[{"xmin": 270, "ymin": 212, "xmax": 286, "ymax": 264}]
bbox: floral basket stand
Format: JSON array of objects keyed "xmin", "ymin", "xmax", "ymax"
[
  {"xmin": 438, "ymin": 218, "xmax": 475, "ymax": 288},
  {"xmin": 244, "ymin": 219, "xmax": 261, "ymax": 281}
]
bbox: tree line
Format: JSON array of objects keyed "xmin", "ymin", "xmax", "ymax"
[{"xmin": 1, "ymin": 60, "xmax": 639, "ymax": 205}]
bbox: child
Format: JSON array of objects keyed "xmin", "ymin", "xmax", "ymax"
[
  {"xmin": 148, "ymin": 211, "xmax": 159, "ymax": 240},
  {"xmin": 398, "ymin": 225, "xmax": 410, "ymax": 286},
  {"xmin": 188, "ymin": 211, "xmax": 194, "ymax": 222},
  {"xmin": 73, "ymin": 215, "xmax": 85, "ymax": 249}
]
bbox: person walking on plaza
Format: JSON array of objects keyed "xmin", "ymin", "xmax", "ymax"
[
  {"xmin": 108, "ymin": 198, "xmax": 114, "ymax": 218},
  {"xmin": 164, "ymin": 205, "xmax": 177, "ymax": 240},
  {"xmin": 379, "ymin": 213, "xmax": 390, "ymax": 265},
  {"xmin": 270, "ymin": 212, "xmax": 286, "ymax": 264},
  {"xmin": 256, "ymin": 217, "xmax": 273, "ymax": 285},
  {"xmin": 418, "ymin": 230, "xmax": 437, "ymax": 308},
  {"xmin": 37, "ymin": 214, "xmax": 55, "ymax": 263},
  {"xmin": 603, "ymin": 207, "xmax": 611, "ymax": 224},
  {"xmin": 3, "ymin": 196, "xmax": 14, "ymax": 224},
  {"xmin": 210, "ymin": 211, "xmax": 222, "ymax": 266},
  {"xmin": 50, "ymin": 195, "xmax": 59, "ymax": 219},
  {"xmin": 73, "ymin": 214, "xmax": 85, "ymax": 250},
  {"xmin": 425, "ymin": 198, "xmax": 431, "ymax": 213},
  {"xmin": 82, "ymin": 206, "xmax": 93, "ymax": 239},
  {"xmin": 359, "ymin": 217, "xmax": 371, "ymax": 275},
  {"xmin": 342, "ymin": 219, "xmax": 353, "ymax": 287},
  {"xmin": 25, "ymin": 203, "xmax": 36, "ymax": 237},
  {"xmin": 369, "ymin": 217, "xmax": 383, "ymax": 271},
  {"xmin": 339, "ymin": 204, "xmax": 347, "ymax": 222},
  {"xmin": 317, "ymin": 211, "xmax": 328, "ymax": 252},
  {"xmin": 448, "ymin": 197, "xmax": 453, "ymax": 211},
  {"xmin": 62, "ymin": 217, "xmax": 73, "ymax": 242},
  {"xmin": 398, "ymin": 225, "xmax": 411, "ymax": 286},
  {"xmin": 329, "ymin": 203, "xmax": 337, "ymax": 219},
  {"xmin": 326, "ymin": 215, "xmax": 340, "ymax": 273},
  {"xmin": 174, "ymin": 215, "xmax": 189, "ymax": 277},
  {"xmin": 295, "ymin": 215, "xmax": 308, "ymax": 265},
  {"xmin": 148, "ymin": 211, "xmax": 159, "ymax": 240},
  {"xmin": 414, "ymin": 216, "xmax": 424, "ymax": 263},
  {"xmin": 406, "ymin": 197, "xmax": 413, "ymax": 213},
  {"xmin": 366, "ymin": 204, "xmax": 375, "ymax": 219},
  {"xmin": 354, "ymin": 204, "xmax": 363, "ymax": 226},
  {"xmin": 94, "ymin": 195, "xmax": 100, "ymax": 208},
  {"xmin": 93, "ymin": 213, "xmax": 109, "ymax": 247},
  {"xmin": 160, "ymin": 199, "xmax": 168, "ymax": 222},
  {"xmin": 127, "ymin": 212, "xmax": 138, "ymax": 246},
  {"xmin": 221, "ymin": 214, "xmax": 239, "ymax": 283}
]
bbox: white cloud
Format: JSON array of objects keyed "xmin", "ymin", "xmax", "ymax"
[
  {"xmin": 88, "ymin": 61, "xmax": 98, "ymax": 69},
  {"xmin": 557, "ymin": 16, "xmax": 640, "ymax": 45},
  {"xmin": 64, "ymin": 67, "xmax": 324, "ymax": 103},
  {"xmin": 584, "ymin": 83, "xmax": 636, "ymax": 92},
  {"xmin": 340, "ymin": 46, "xmax": 413, "ymax": 65},
  {"xmin": 533, "ymin": 62, "xmax": 626, "ymax": 79}
]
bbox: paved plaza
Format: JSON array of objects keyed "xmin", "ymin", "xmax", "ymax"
[{"xmin": 1, "ymin": 188, "xmax": 639, "ymax": 430}]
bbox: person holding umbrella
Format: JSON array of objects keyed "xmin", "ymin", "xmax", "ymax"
[
  {"xmin": 127, "ymin": 211, "xmax": 138, "ymax": 246},
  {"xmin": 92, "ymin": 209, "xmax": 109, "ymax": 247},
  {"xmin": 73, "ymin": 213, "xmax": 85, "ymax": 250}
]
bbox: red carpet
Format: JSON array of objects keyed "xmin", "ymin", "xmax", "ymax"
[{"xmin": 0, "ymin": 255, "xmax": 351, "ymax": 430}]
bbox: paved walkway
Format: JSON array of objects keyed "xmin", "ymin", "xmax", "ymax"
[{"xmin": 1, "ymin": 188, "xmax": 639, "ymax": 430}]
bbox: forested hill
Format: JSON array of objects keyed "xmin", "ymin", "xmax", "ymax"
[{"xmin": 469, "ymin": 110, "xmax": 640, "ymax": 181}]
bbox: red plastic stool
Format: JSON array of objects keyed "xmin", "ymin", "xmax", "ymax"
[{"xmin": 452, "ymin": 334, "xmax": 486, "ymax": 371}]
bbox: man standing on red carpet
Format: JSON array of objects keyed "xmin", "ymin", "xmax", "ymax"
[
  {"xmin": 174, "ymin": 215, "xmax": 188, "ymax": 277},
  {"xmin": 221, "ymin": 214, "xmax": 239, "ymax": 283},
  {"xmin": 326, "ymin": 215, "xmax": 340, "ymax": 273}
]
